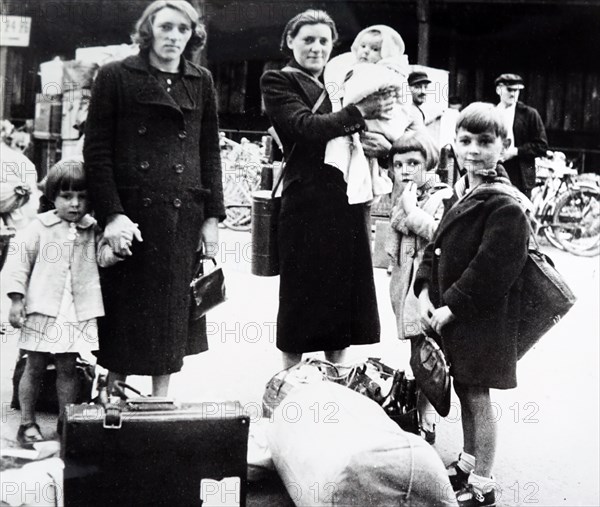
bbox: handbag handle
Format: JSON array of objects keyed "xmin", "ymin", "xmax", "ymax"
[{"xmin": 193, "ymin": 254, "xmax": 217, "ymax": 278}]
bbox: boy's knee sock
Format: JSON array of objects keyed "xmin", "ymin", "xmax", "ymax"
[
  {"xmin": 457, "ymin": 451, "xmax": 476, "ymax": 474},
  {"xmin": 468, "ymin": 472, "xmax": 497, "ymax": 493}
]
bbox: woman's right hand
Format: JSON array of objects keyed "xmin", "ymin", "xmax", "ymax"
[
  {"xmin": 104, "ymin": 214, "xmax": 143, "ymax": 257},
  {"xmin": 355, "ymin": 89, "xmax": 396, "ymax": 119}
]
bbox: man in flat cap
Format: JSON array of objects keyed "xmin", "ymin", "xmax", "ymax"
[
  {"xmin": 495, "ymin": 73, "xmax": 548, "ymax": 198},
  {"xmin": 408, "ymin": 71, "xmax": 431, "ymax": 124}
]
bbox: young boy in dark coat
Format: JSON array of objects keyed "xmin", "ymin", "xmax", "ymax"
[{"xmin": 414, "ymin": 103, "xmax": 530, "ymax": 507}]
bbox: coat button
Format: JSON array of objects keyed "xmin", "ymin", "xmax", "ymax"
[
  {"xmin": 138, "ymin": 125, "xmax": 147, "ymax": 135},
  {"xmin": 139, "ymin": 161, "xmax": 149, "ymax": 171},
  {"xmin": 178, "ymin": 130, "xmax": 187, "ymax": 139},
  {"xmin": 173, "ymin": 198, "xmax": 182, "ymax": 208},
  {"xmin": 434, "ymin": 248, "xmax": 442, "ymax": 257},
  {"xmin": 142, "ymin": 197, "xmax": 152, "ymax": 207},
  {"xmin": 173, "ymin": 163, "xmax": 184, "ymax": 174}
]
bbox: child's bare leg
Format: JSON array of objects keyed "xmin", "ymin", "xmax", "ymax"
[
  {"xmin": 418, "ymin": 391, "xmax": 437, "ymax": 432},
  {"xmin": 152, "ymin": 374, "xmax": 170, "ymax": 397},
  {"xmin": 18, "ymin": 351, "xmax": 48, "ymax": 426},
  {"xmin": 54, "ymin": 353, "xmax": 78, "ymax": 418},
  {"xmin": 454, "ymin": 381, "xmax": 497, "ymax": 477}
]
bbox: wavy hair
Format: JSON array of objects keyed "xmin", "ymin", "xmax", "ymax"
[{"xmin": 132, "ymin": 0, "xmax": 206, "ymax": 58}]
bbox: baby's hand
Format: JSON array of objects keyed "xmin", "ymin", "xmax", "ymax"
[{"xmin": 9, "ymin": 299, "xmax": 26, "ymax": 329}]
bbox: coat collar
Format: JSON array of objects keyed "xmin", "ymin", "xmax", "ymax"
[
  {"xmin": 121, "ymin": 53, "xmax": 202, "ymax": 78},
  {"xmin": 122, "ymin": 54, "xmax": 198, "ymax": 113},
  {"xmin": 37, "ymin": 211, "xmax": 96, "ymax": 230}
]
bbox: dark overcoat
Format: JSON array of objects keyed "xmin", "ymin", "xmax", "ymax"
[
  {"xmin": 261, "ymin": 61, "xmax": 380, "ymax": 353},
  {"xmin": 414, "ymin": 180, "xmax": 529, "ymax": 388},
  {"xmin": 84, "ymin": 54, "xmax": 225, "ymax": 375},
  {"xmin": 503, "ymin": 102, "xmax": 548, "ymax": 191}
]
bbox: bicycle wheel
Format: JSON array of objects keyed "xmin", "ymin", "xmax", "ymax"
[{"xmin": 550, "ymin": 188, "xmax": 600, "ymax": 256}]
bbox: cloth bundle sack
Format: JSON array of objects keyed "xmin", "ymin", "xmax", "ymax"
[
  {"xmin": 189, "ymin": 256, "xmax": 226, "ymax": 320},
  {"xmin": 266, "ymin": 382, "xmax": 456, "ymax": 506},
  {"xmin": 11, "ymin": 353, "xmax": 95, "ymax": 413}
]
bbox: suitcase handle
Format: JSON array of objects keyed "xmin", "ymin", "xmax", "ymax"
[{"xmin": 112, "ymin": 380, "xmax": 146, "ymax": 399}]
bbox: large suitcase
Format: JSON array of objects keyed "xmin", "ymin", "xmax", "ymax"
[{"xmin": 62, "ymin": 399, "xmax": 249, "ymax": 506}]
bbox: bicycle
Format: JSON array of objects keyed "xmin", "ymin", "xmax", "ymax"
[
  {"xmin": 530, "ymin": 151, "xmax": 600, "ymax": 257},
  {"xmin": 220, "ymin": 135, "xmax": 264, "ymax": 231}
]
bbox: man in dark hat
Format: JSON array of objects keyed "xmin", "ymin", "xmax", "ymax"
[
  {"xmin": 408, "ymin": 71, "xmax": 431, "ymax": 124},
  {"xmin": 495, "ymin": 73, "xmax": 548, "ymax": 198}
]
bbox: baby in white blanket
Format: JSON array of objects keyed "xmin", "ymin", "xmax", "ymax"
[{"xmin": 325, "ymin": 25, "xmax": 419, "ymax": 204}]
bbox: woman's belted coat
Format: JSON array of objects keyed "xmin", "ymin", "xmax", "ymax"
[{"xmin": 84, "ymin": 54, "xmax": 225, "ymax": 375}]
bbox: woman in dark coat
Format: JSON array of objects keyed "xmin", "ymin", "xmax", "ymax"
[
  {"xmin": 260, "ymin": 10, "xmax": 395, "ymax": 368},
  {"xmin": 84, "ymin": 0, "xmax": 224, "ymax": 395},
  {"xmin": 414, "ymin": 103, "xmax": 529, "ymax": 506}
]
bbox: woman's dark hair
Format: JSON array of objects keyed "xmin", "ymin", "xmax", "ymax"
[
  {"xmin": 132, "ymin": 0, "xmax": 206, "ymax": 58},
  {"xmin": 280, "ymin": 9, "xmax": 338, "ymax": 54},
  {"xmin": 456, "ymin": 102, "xmax": 508, "ymax": 140},
  {"xmin": 389, "ymin": 129, "xmax": 439, "ymax": 171},
  {"xmin": 44, "ymin": 157, "xmax": 86, "ymax": 202}
]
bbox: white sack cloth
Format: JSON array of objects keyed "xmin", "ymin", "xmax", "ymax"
[{"xmin": 266, "ymin": 382, "xmax": 457, "ymax": 506}]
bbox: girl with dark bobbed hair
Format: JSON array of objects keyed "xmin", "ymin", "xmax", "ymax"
[{"xmin": 84, "ymin": 0, "xmax": 224, "ymax": 396}]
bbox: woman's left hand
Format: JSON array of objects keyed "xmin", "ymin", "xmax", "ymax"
[
  {"xmin": 360, "ymin": 132, "xmax": 392, "ymax": 159},
  {"xmin": 430, "ymin": 306, "xmax": 455, "ymax": 335},
  {"xmin": 199, "ymin": 218, "xmax": 219, "ymax": 257}
]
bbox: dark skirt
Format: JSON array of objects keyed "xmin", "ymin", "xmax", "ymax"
[
  {"xmin": 94, "ymin": 197, "xmax": 208, "ymax": 376},
  {"xmin": 276, "ymin": 166, "xmax": 381, "ymax": 353}
]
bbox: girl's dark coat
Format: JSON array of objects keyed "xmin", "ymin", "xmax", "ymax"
[
  {"xmin": 84, "ymin": 54, "xmax": 224, "ymax": 375},
  {"xmin": 261, "ymin": 62, "xmax": 380, "ymax": 353},
  {"xmin": 414, "ymin": 184, "xmax": 529, "ymax": 388}
]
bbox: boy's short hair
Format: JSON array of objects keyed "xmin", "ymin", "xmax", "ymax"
[
  {"xmin": 44, "ymin": 157, "xmax": 86, "ymax": 202},
  {"xmin": 456, "ymin": 102, "xmax": 508, "ymax": 140},
  {"xmin": 389, "ymin": 129, "xmax": 439, "ymax": 171}
]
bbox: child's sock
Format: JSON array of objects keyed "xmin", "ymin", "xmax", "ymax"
[
  {"xmin": 457, "ymin": 451, "xmax": 476, "ymax": 474},
  {"xmin": 468, "ymin": 472, "xmax": 497, "ymax": 493}
]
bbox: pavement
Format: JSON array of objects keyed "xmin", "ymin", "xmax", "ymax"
[{"xmin": 1, "ymin": 227, "xmax": 599, "ymax": 506}]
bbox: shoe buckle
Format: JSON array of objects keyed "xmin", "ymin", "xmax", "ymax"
[{"xmin": 474, "ymin": 491, "xmax": 485, "ymax": 502}]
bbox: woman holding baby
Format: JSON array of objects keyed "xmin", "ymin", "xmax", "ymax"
[{"xmin": 261, "ymin": 10, "xmax": 401, "ymax": 369}]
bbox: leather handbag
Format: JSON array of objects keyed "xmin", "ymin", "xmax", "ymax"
[
  {"xmin": 409, "ymin": 334, "xmax": 451, "ymax": 417},
  {"xmin": 517, "ymin": 244, "xmax": 577, "ymax": 359},
  {"xmin": 467, "ymin": 183, "xmax": 577, "ymax": 359},
  {"xmin": 189, "ymin": 256, "xmax": 226, "ymax": 320}
]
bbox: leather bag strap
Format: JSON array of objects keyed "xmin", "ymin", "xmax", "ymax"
[{"xmin": 271, "ymin": 87, "xmax": 327, "ymax": 198}]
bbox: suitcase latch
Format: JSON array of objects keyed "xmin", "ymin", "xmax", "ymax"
[{"xmin": 103, "ymin": 397, "xmax": 123, "ymax": 429}]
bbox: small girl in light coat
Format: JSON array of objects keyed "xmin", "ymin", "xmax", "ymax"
[
  {"xmin": 5, "ymin": 158, "xmax": 121, "ymax": 446},
  {"xmin": 386, "ymin": 130, "xmax": 452, "ymax": 444}
]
